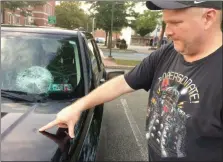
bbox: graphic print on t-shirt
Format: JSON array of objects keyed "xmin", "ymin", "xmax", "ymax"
[{"xmin": 146, "ymin": 71, "xmax": 200, "ymax": 158}]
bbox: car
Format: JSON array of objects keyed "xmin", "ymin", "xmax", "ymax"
[
  {"xmin": 115, "ymin": 38, "xmax": 128, "ymax": 49},
  {"xmin": 95, "ymin": 37, "xmax": 105, "ymax": 44},
  {"xmin": 1, "ymin": 26, "xmax": 124, "ymax": 162}
]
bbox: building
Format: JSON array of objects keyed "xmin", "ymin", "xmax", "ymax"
[
  {"xmin": 131, "ymin": 35, "xmax": 152, "ymax": 46},
  {"xmin": 1, "ymin": 1, "xmax": 55, "ymax": 26},
  {"xmin": 93, "ymin": 29, "xmax": 121, "ymax": 42},
  {"xmin": 130, "ymin": 23, "xmax": 168, "ymax": 46}
]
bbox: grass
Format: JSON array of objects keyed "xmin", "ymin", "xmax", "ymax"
[{"xmin": 115, "ymin": 59, "xmax": 141, "ymax": 66}]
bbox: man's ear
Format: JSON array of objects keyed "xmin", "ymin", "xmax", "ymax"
[{"xmin": 202, "ymin": 9, "xmax": 218, "ymax": 30}]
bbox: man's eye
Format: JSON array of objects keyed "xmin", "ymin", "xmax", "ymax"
[
  {"xmin": 174, "ymin": 22, "xmax": 182, "ymax": 25},
  {"xmin": 167, "ymin": 21, "xmax": 182, "ymax": 25}
]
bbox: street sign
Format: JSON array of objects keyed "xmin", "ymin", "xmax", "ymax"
[{"xmin": 48, "ymin": 16, "xmax": 56, "ymax": 24}]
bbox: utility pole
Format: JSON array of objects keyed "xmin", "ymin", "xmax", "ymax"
[
  {"xmin": 87, "ymin": 22, "xmax": 89, "ymax": 32},
  {"xmin": 109, "ymin": 2, "xmax": 114, "ymax": 58},
  {"xmin": 92, "ymin": 18, "xmax": 95, "ymax": 36}
]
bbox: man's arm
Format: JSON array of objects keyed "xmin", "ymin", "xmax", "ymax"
[
  {"xmin": 74, "ymin": 75, "xmax": 135, "ymax": 112},
  {"xmin": 39, "ymin": 75, "xmax": 134, "ymax": 137},
  {"xmin": 39, "ymin": 43, "xmax": 170, "ymax": 137}
]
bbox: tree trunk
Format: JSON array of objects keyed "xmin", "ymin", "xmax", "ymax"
[
  {"xmin": 105, "ymin": 31, "xmax": 108, "ymax": 46},
  {"xmin": 158, "ymin": 21, "xmax": 166, "ymax": 48},
  {"xmin": 108, "ymin": 30, "xmax": 112, "ymax": 48}
]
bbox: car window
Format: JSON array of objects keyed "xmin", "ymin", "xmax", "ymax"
[
  {"xmin": 91, "ymin": 39, "xmax": 103, "ymax": 65},
  {"xmin": 87, "ymin": 39, "xmax": 101, "ymax": 71},
  {"xmin": 1, "ymin": 32, "xmax": 82, "ymax": 98},
  {"xmin": 87, "ymin": 39, "xmax": 100, "ymax": 71},
  {"xmin": 81, "ymin": 37, "xmax": 92, "ymax": 82}
]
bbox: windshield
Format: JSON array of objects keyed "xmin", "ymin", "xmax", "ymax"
[{"xmin": 1, "ymin": 31, "xmax": 82, "ymax": 101}]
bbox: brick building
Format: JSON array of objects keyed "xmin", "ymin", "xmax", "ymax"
[{"xmin": 1, "ymin": 1, "xmax": 55, "ymax": 26}]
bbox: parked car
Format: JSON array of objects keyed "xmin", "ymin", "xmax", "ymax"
[
  {"xmin": 116, "ymin": 38, "xmax": 128, "ymax": 49},
  {"xmin": 1, "ymin": 26, "xmax": 124, "ymax": 162},
  {"xmin": 95, "ymin": 37, "xmax": 105, "ymax": 44}
]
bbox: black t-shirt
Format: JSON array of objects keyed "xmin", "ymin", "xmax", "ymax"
[{"xmin": 124, "ymin": 43, "xmax": 222, "ymax": 161}]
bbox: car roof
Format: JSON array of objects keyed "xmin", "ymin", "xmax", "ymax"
[{"xmin": 1, "ymin": 25, "xmax": 93, "ymax": 38}]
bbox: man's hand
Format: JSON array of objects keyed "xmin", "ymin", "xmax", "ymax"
[
  {"xmin": 39, "ymin": 105, "xmax": 81, "ymax": 138},
  {"xmin": 39, "ymin": 75, "xmax": 134, "ymax": 138}
]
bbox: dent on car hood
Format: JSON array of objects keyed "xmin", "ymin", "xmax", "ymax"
[{"xmin": 1, "ymin": 101, "xmax": 75, "ymax": 162}]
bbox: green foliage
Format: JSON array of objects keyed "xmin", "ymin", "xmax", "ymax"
[
  {"xmin": 55, "ymin": 2, "xmax": 89, "ymax": 30},
  {"xmin": 158, "ymin": 21, "xmax": 166, "ymax": 48},
  {"xmin": 90, "ymin": 1, "xmax": 137, "ymax": 32},
  {"xmin": 135, "ymin": 10, "xmax": 161, "ymax": 37}
]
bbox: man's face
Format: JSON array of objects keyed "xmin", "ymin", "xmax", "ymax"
[{"xmin": 163, "ymin": 8, "xmax": 205, "ymax": 55}]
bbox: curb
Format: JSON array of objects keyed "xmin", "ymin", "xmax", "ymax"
[
  {"xmin": 101, "ymin": 48, "xmax": 137, "ymax": 54},
  {"xmin": 104, "ymin": 65, "xmax": 135, "ymax": 70}
]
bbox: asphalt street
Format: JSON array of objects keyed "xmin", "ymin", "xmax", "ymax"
[
  {"xmin": 96, "ymin": 89, "xmax": 150, "ymax": 161},
  {"xmin": 103, "ymin": 52, "xmax": 149, "ymax": 61}
]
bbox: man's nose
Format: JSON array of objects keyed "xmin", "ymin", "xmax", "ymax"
[{"xmin": 165, "ymin": 24, "xmax": 174, "ymax": 37}]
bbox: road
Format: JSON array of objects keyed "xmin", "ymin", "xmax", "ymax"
[
  {"xmin": 96, "ymin": 89, "xmax": 150, "ymax": 161},
  {"xmin": 100, "ymin": 45, "xmax": 154, "ymax": 61},
  {"xmin": 103, "ymin": 51, "xmax": 149, "ymax": 61}
]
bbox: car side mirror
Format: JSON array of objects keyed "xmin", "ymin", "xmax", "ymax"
[
  {"xmin": 100, "ymin": 70, "xmax": 125, "ymax": 84},
  {"xmin": 106, "ymin": 71, "xmax": 125, "ymax": 80}
]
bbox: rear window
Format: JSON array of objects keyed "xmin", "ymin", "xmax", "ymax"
[{"xmin": 1, "ymin": 31, "xmax": 82, "ymax": 96}]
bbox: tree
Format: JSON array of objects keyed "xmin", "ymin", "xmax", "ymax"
[
  {"xmin": 90, "ymin": 1, "xmax": 137, "ymax": 47},
  {"xmin": 157, "ymin": 21, "xmax": 166, "ymax": 48},
  {"xmin": 134, "ymin": 10, "xmax": 161, "ymax": 37},
  {"xmin": 55, "ymin": 2, "xmax": 89, "ymax": 30}
]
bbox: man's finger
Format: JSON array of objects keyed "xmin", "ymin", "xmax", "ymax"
[
  {"xmin": 39, "ymin": 119, "xmax": 60, "ymax": 131},
  {"xmin": 58, "ymin": 123, "xmax": 68, "ymax": 128},
  {"xmin": 68, "ymin": 122, "xmax": 75, "ymax": 138}
]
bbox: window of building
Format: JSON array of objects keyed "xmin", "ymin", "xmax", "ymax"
[
  {"xmin": 12, "ymin": 15, "xmax": 16, "ymax": 24},
  {"xmin": 50, "ymin": 7, "xmax": 53, "ymax": 15},
  {"xmin": 25, "ymin": 17, "xmax": 28, "ymax": 25},
  {"xmin": 8, "ymin": 14, "xmax": 12, "ymax": 24},
  {"xmin": 47, "ymin": 5, "xmax": 51, "ymax": 15},
  {"xmin": 16, "ymin": 16, "xmax": 20, "ymax": 24},
  {"xmin": 1, "ymin": 11, "xmax": 3, "ymax": 24},
  {"xmin": 43, "ymin": 5, "xmax": 46, "ymax": 13}
]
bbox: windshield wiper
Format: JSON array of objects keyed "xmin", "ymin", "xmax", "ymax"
[{"xmin": 1, "ymin": 90, "xmax": 47, "ymax": 102}]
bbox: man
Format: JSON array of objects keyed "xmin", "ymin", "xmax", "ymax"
[{"xmin": 39, "ymin": 1, "xmax": 222, "ymax": 161}]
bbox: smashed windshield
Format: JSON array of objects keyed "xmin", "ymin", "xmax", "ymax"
[{"xmin": 1, "ymin": 32, "xmax": 82, "ymax": 100}]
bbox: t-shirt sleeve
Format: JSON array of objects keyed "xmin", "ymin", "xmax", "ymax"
[{"xmin": 124, "ymin": 45, "xmax": 168, "ymax": 91}]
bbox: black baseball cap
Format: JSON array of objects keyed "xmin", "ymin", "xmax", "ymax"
[{"xmin": 146, "ymin": 1, "xmax": 222, "ymax": 10}]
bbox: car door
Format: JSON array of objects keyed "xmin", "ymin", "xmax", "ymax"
[{"xmin": 68, "ymin": 34, "xmax": 103, "ymax": 162}]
